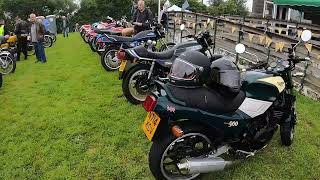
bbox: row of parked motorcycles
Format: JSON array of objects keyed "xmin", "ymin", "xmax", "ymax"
[
  {"xmin": 0, "ymin": 32, "xmax": 56, "ymax": 89},
  {"xmin": 80, "ymin": 18, "xmax": 312, "ymax": 179}
]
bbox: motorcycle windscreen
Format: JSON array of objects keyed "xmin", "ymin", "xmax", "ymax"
[
  {"xmin": 170, "ymin": 58, "xmax": 199, "ymax": 80},
  {"xmin": 219, "ymin": 70, "xmax": 241, "ymax": 90}
]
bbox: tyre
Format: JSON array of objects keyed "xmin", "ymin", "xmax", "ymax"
[
  {"xmin": 100, "ymin": 46, "xmax": 121, "ymax": 71},
  {"xmin": 280, "ymin": 113, "xmax": 295, "ymax": 146},
  {"xmin": 89, "ymin": 38, "xmax": 97, "ymax": 52},
  {"xmin": 160, "ymin": 43, "xmax": 176, "ymax": 51},
  {"xmin": 27, "ymin": 43, "xmax": 35, "ymax": 56},
  {"xmin": 84, "ymin": 35, "xmax": 89, "ymax": 43},
  {"xmin": 43, "ymin": 35, "xmax": 53, "ymax": 48},
  {"xmin": 0, "ymin": 53, "xmax": 16, "ymax": 74},
  {"xmin": 122, "ymin": 64, "xmax": 153, "ymax": 104},
  {"xmin": 50, "ymin": 33, "xmax": 57, "ymax": 43},
  {"xmin": 149, "ymin": 125, "xmax": 211, "ymax": 180}
]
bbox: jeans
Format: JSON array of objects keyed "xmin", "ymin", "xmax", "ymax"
[
  {"xmin": 63, "ymin": 27, "xmax": 69, "ymax": 37},
  {"xmin": 33, "ymin": 42, "xmax": 47, "ymax": 62}
]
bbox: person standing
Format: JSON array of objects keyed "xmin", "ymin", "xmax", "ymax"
[
  {"xmin": 122, "ymin": 0, "xmax": 153, "ymax": 36},
  {"xmin": 0, "ymin": 19, "xmax": 9, "ymax": 44},
  {"xmin": 15, "ymin": 16, "xmax": 29, "ymax": 61},
  {"xmin": 62, "ymin": 16, "xmax": 69, "ymax": 38},
  {"xmin": 29, "ymin": 13, "xmax": 47, "ymax": 63}
]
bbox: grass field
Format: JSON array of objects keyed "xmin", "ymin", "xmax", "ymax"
[{"xmin": 0, "ymin": 33, "xmax": 319, "ymax": 179}]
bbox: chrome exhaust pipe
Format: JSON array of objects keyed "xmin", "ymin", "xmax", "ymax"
[{"xmin": 177, "ymin": 157, "xmax": 233, "ymax": 175}]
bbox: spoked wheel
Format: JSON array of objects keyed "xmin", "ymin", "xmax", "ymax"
[
  {"xmin": 43, "ymin": 35, "xmax": 53, "ymax": 48},
  {"xmin": 122, "ymin": 65, "xmax": 154, "ymax": 104},
  {"xmin": 100, "ymin": 47, "xmax": 121, "ymax": 71},
  {"xmin": 0, "ymin": 54, "xmax": 16, "ymax": 75},
  {"xmin": 149, "ymin": 130, "xmax": 213, "ymax": 180}
]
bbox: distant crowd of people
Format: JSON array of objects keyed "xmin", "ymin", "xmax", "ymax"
[{"xmin": 0, "ymin": 14, "xmax": 73, "ymax": 63}]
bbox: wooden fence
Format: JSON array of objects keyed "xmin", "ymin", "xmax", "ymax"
[{"xmin": 166, "ymin": 11, "xmax": 320, "ymax": 100}]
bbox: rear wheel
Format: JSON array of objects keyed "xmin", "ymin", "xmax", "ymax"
[
  {"xmin": 122, "ymin": 64, "xmax": 152, "ymax": 104},
  {"xmin": 100, "ymin": 46, "xmax": 121, "ymax": 71},
  {"xmin": 149, "ymin": 126, "xmax": 212, "ymax": 180}
]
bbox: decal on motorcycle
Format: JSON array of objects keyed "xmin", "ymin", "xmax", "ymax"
[
  {"xmin": 238, "ymin": 98, "xmax": 273, "ymax": 118},
  {"xmin": 167, "ymin": 105, "xmax": 176, "ymax": 113},
  {"xmin": 224, "ymin": 121, "xmax": 239, "ymax": 127},
  {"xmin": 258, "ymin": 77, "xmax": 285, "ymax": 92}
]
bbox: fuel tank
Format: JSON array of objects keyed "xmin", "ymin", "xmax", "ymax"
[{"xmin": 241, "ymin": 71, "xmax": 285, "ymax": 102}]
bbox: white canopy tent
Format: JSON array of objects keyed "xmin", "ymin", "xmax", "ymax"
[{"xmin": 167, "ymin": 5, "xmax": 183, "ymax": 12}]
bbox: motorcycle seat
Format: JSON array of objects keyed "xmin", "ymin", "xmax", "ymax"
[
  {"xmin": 109, "ymin": 35, "xmax": 137, "ymax": 42},
  {"xmin": 133, "ymin": 46, "xmax": 175, "ymax": 60},
  {"xmin": 167, "ymin": 84, "xmax": 246, "ymax": 114},
  {"xmin": 95, "ymin": 29, "xmax": 118, "ymax": 35}
]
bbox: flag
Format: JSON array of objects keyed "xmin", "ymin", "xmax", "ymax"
[{"xmin": 182, "ymin": 0, "xmax": 190, "ymax": 11}]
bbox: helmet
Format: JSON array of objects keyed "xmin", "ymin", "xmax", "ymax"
[
  {"xmin": 208, "ymin": 58, "xmax": 241, "ymax": 93},
  {"xmin": 169, "ymin": 51, "xmax": 211, "ymax": 87}
]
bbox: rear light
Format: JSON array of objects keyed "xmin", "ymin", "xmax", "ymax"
[
  {"xmin": 143, "ymin": 95, "xmax": 157, "ymax": 112},
  {"xmin": 117, "ymin": 50, "xmax": 126, "ymax": 60}
]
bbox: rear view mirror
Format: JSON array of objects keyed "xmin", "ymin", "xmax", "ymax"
[
  {"xmin": 235, "ymin": 44, "xmax": 246, "ymax": 54},
  {"xmin": 301, "ymin": 30, "xmax": 312, "ymax": 42},
  {"xmin": 180, "ymin": 24, "xmax": 185, "ymax": 31}
]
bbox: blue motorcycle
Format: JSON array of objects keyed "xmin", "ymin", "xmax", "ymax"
[{"xmin": 98, "ymin": 24, "xmax": 171, "ymax": 71}]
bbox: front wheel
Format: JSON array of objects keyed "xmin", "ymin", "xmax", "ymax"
[
  {"xmin": 149, "ymin": 127, "xmax": 212, "ymax": 180},
  {"xmin": 89, "ymin": 38, "xmax": 97, "ymax": 52},
  {"xmin": 43, "ymin": 35, "xmax": 53, "ymax": 48},
  {"xmin": 100, "ymin": 46, "xmax": 121, "ymax": 71},
  {"xmin": 0, "ymin": 54, "xmax": 16, "ymax": 74},
  {"xmin": 280, "ymin": 112, "xmax": 296, "ymax": 146},
  {"xmin": 122, "ymin": 64, "xmax": 153, "ymax": 104}
]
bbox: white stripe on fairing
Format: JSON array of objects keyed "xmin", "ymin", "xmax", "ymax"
[{"xmin": 238, "ymin": 98, "xmax": 273, "ymax": 118}]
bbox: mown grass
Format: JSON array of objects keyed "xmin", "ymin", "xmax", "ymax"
[{"xmin": 0, "ymin": 33, "xmax": 319, "ymax": 179}]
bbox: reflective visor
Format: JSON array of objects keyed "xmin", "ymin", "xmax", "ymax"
[{"xmin": 170, "ymin": 58, "xmax": 199, "ymax": 80}]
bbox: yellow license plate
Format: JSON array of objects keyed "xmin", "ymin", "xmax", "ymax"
[
  {"xmin": 119, "ymin": 60, "xmax": 127, "ymax": 72},
  {"xmin": 142, "ymin": 111, "xmax": 161, "ymax": 141}
]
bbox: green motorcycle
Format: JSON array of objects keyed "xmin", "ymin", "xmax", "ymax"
[{"xmin": 140, "ymin": 30, "xmax": 312, "ymax": 180}]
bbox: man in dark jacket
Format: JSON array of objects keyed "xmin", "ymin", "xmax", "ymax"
[
  {"xmin": 29, "ymin": 13, "xmax": 47, "ymax": 63},
  {"xmin": 122, "ymin": 0, "xmax": 153, "ymax": 36},
  {"xmin": 15, "ymin": 16, "xmax": 29, "ymax": 61},
  {"xmin": 0, "ymin": 19, "xmax": 9, "ymax": 44}
]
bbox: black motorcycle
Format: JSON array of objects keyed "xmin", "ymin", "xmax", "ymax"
[
  {"xmin": 140, "ymin": 30, "xmax": 312, "ymax": 179},
  {"xmin": 118, "ymin": 30, "xmax": 222, "ymax": 104}
]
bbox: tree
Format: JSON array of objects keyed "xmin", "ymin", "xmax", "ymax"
[{"xmin": 208, "ymin": 0, "xmax": 248, "ymax": 16}]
